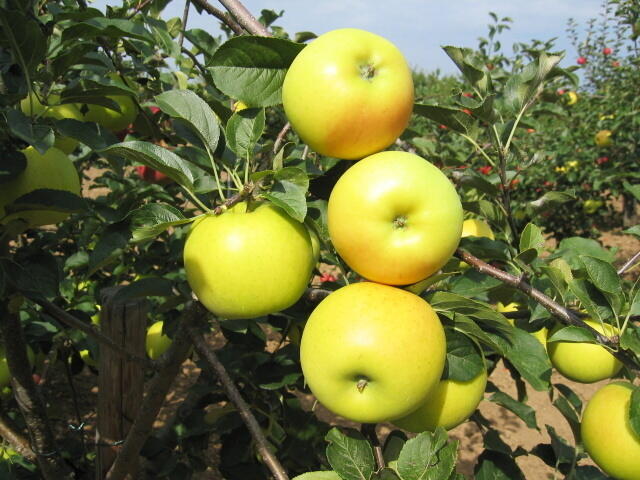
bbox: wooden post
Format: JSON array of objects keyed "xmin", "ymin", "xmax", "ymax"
[{"xmin": 96, "ymin": 287, "xmax": 148, "ymax": 479}]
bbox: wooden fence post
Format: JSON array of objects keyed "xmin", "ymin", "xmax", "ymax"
[{"xmin": 96, "ymin": 287, "xmax": 148, "ymax": 479}]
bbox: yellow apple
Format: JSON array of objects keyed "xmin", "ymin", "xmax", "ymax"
[
  {"xmin": 461, "ymin": 218, "xmax": 495, "ymax": 240},
  {"xmin": 0, "ymin": 147, "xmax": 81, "ymax": 228},
  {"xmin": 581, "ymin": 382, "xmax": 640, "ymax": 480},
  {"xmin": 547, "ymin": 319, "xmax": 622, "ymax": 383},
  {"xmin": 393, "ymin": 367, "xmax": 487, "ymax": 432},
  {"xmin": 565, "ymin": 91, "xmax": 578, "ymax": 105},
  {"xmin": 80, "ymin": 349, "xmax": 98, "ymax": 368},
  {"xmin": 300, "ymin": 282, "xmax": 446, "ymax": 423},
  {"xmin": 79, "ymin": 75, "xmax": 138, "ymax": 132},
  {"xmin": 497, "ymin": 302, "xmax": 548, "ymax": 348},
  {"xmin": 328, "ymin": 151, "xmax": 462, "ymax": 285},
  {"xmin": 20, "ymin": 93, "xmax": 82, "ymax": 154},
  {"xmin": 184, "ymin": 202, "xmax": 314, "ymax": 319},
  {"xmin": 145, "ymin": 321, "xmax": 173, "ymax": 360},
  {"xmin": 282, "ymin": 28, "xmax": 413, "ymax": 160},
  {"xmin": 595, "ymin": 130, "xmax": 613, "ymax": 147}
]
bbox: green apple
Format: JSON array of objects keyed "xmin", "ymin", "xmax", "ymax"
[
  {"xmin": 282, "ymin": 28, "xmax": 414, "ymax": 160},
  {"xmin": 393, "ymin": 367, "xmax": 487, "ymax": 432},
  {"xmin": 581, "ymin": 382, "xmax": 640, "ymax": 480},
  {"xmin": 184, "ymin": 202, "xmax": 314, "ymax": 319},
  {"xmin": 300, "ymin": 282, "xmax": 446, "ymax": 423},
  {"xmin": 547, "ymin": 319, "xmax": 622, "ymax": 383},
  {"xmin": 20, "ymin": 93, "xmax": 82, "ymax": 154},
  {"xmin": 145, "ymin": 321, "xmax": 173, "ymax": 360},
  {"xmin": 328, "ymin": 151, "xmax": 462, "ymax": 285},
  {"xmin": 0, "ymin": 147, "xmax": 81, "ymax": 228}
]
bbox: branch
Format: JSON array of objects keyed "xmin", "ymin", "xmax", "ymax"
[
  {"xmin": 212, "ymin": 181, "xmax": 260, "ymax": 214},
  {"xmin": 273, "ymin": 122, "xmax": 291, "ymax": 154},
  {"xmin": 216, "ymin": 0, "xmax": 270, "ymax": 36},
  {"xmin": 0, "ymin": 407, "xmax": 36, "ymax": 462},
  {"xmin": 618, "ymin": 250, "xmax": 640, "ymax": 275},
  {"xmin": 187, "ymin": 323, "xmax": 289, "ymax": 480},
  {"xmin": 33, "ymin": 299, "xmax": 155, "ymax": 370},
  {"xmin": 190, "ymin": 0, "xmax": 245, "ymax": 35},
  {"xmin": 105, "ymin": 302, "xmax": 203, "ymax": 480},
  {"xmin": 361, "ymin": 424, "xmax": 384, "ymax": 470},
  {"xmin": 456, "ymin": 249, "xmax": 639, "ymax": 371}
]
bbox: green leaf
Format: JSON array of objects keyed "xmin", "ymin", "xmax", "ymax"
[
  {"xmin": 547, "ymin": 326, "xmax": 596, "ymax": 344},
  {"xmin": 262, "ymin": 167, "xmax": 309, "ymax": 222},
  {"xmin": 62, "ymin": 17, "xmax": 152, "ymax": 43},
  {"xmin": 568, "ymin": 279, "xmax": 613, "ymax": 321},
  {"xmin": 100, "ymin": 141, "xmax": 195, "ymax": 191},
  {"xmin": 292, "ymin": 473, "xmax": 342, "ymax": 480},
  {"xmin": 620, "ymin": 324, "xmax": 640, "ymax": 354},
  {"xmin": 474, "ymin": 451, "xmax": 525, "ymax": 480},
  {"xmin": 225, "ymin": 107, "xmax": 265, "ymax": 159},
  {"xmin": 128, "ymin": 203, "xmax": 193, "ymax": 242},
  {"xmin": 382, "ymin": 430, "xmax": 407, "ymax": 465},
  {"xmin": 325, "ymin": 428, "xmax": 376, "ymax": 480},
  {"xmin": 624, "ymin": 225, "xmax": 640, "ymax": 238},
  {"xmin": 413, "ymin": 103, "xmax": 472, "ymax": 134},
  {"xmin": 209, "ymin": 36, "xmax": 304, "ymax": 107},
  {"xmin": 442, "ymin": 329, "xmax": 484, "ymax": 382},
  {"xmin": 550, "ymin": 237, "xmax": 615, "ymax": 270},
  {"xmin": 580, "ymin": 256, "xmax": 621, "ymax": 295},
  {"xmin": 528, "ymin": 190, "xmax": 574, "ymax": 214},
  {"xmin": 630, "ymin": 386, "xmax": 640, "ymax": 440},
  {"xmin": 396, "ymin": 429, "xmax": 458, "ymax": 480},
  {"xmin": 111, "ymin": 278, "xmax": 174, "ymax": 303},
  {"xmin": 623, "ymin": 181, "xmax": 640, "ymax": 202},
  {"xmin": 5, "ymin": 109, "xmax": 54, "ymax": 154},
  {"xmin": 442, "ymin": 46, "xmax": 490, "ymax": 94},
  {"xmin": 4, "ymin": 189, "xmax": 86, "ymax": 217},
  {"xmin": 155, "ymin": 90, "xmax": 220, "ymax": 155},
  {"xmin": 504, "ymin": 53, "xmax": 563, "ymax": 112},
  {"xmin": 0, "ymin": 9, "xmax": 47, "ymax": 80},
  {"xmin": 546, "ymin": 425, "xmax": 575, "ymax": 466},
  {"xmin": 488, "ymin": 389, "xmax": 538, "ymax": 429},
  {"xmin": 0, "ymin": 149, "xmax": 26, "ymax": 184},
  {"xmin": 88, "ymin": 222, "xmax": 130, "ymax": 275},
  {"xmin": 56, "ymin": 118, "xmax": 119, "ymax": 151},
  {"xmin": 519, "ymin": 223, "xmax": 544, "ymax": 255}
]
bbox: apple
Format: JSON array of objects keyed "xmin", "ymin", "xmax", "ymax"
[
  {"xmin": 564, "ymin": 91, "xmax": 578, "ymax": 105},
  {"xmin": 497, "ymin": 302, "xmax": 548, "ymax": 348},
  {"xmin": 547, "ymin": 319, "xmax": 622, "ymax": 383},
  {"xmin": 461, "ymin": 219, "xmax": 495, "ymax": 240},
  {"xmin": 300, "ymin": 282, "xmax": 446, "ymax": 423},
  {"xmin": 595, "ymin": 129, "xmax": 613, "ymax": 147},
  {"xmin": 581, "ymin": 382, "xmax": 640, "ymax": 480},
  {"xmin": 80, "ymin": 349, "xmax": 98, "ymax": 368},
  {"xmin": 602, "ymin": 47, "xmax": 613, "ymax": 55},
  {"xmin": 577, "ymin": 56, "xmax": 587, "ymax": 65},
  {"xmin": 282, "ymin": 28, "xmax": 413, "ymax": 160},
  {"xmin": 0, "ymin": 346, "xmax": 35, "ymax": 389},
  {"xmin": 20, "ymin": 93, "xmax": 82, "ymax": 154},
  {"xmin": 136, "ymin": 165, "xmax": 170, "ymax": 184},
  {"xmin": 393, "ymin": 366, "xmax": 487, "ymax": 432},
  {"xmin": 146, "ymin": 321, "xmax": 173, "ymax": 360},
  {"xmin": 184, "ymin": 202, "xmax": 314, "ymax": 319},
  {"xmin": 583, "ymin": 199, "xmax": 604, "ymax": 214},
  {"xmin": 80, "ymin": 95, "xmax": 137, "ymax": 132},
  {"xmin": 328, "ymin": 151, "xmax": 462, "ymax": 285},
  {"xmin": 0, "ymin": 147, "xmax": 81, "ymax": 228}
]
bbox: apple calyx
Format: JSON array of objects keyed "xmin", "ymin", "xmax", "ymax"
[
  {"xmin": 393, "ymin": 215, "xmax": 408, "ymax": 229},
  {"xmin": 360, "ymin": 64, "xmax": 376, "ymax": 81}
]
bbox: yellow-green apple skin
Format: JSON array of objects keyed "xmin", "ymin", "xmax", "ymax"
[
  {"xmin": 595, "ymin": 129, "xmax": 613, "ymax": 147},
  {"xmin": 282, "ymin": 28, "xmax": 414, "ymax": 160},
  {"xmin": 184, "ymin": 202, "xmax": 314, "ymax": 319},
  {"xmin": 80, "ymin": 349, "xmax": 98, "ymax": 368},
  {"xmin": 547, "ymin": 319, "xmax": 622, "ymax": 383},
  {"xmin": 581, "ymin": 382, "xmax": 640, "ymax": 480},
  {"xmin": 80, "ymin": 95, "xmax": 137, "ymax": 132},
  {"xmin": 145, "ymin": 321, "xmax": 173, "ymax": 360},
  {"xmin": 20, "ymin": 93, "xmax": 82, "ymax": 153},
  {"xmin": 0, "ymin": 147, "xmax": 81, "ymax": 228},
  {"xmin": 328, "ymin": 151, "xmax": 462, "ymax": 285},
  {"xmin": 0, "ymin": 346, "xmax": 35, "ymax": 389},
  {"xmin": 461, "ymin": 219, "xmax": 495, "ymax": 240},
  {"xmin": 307, "ymin": 227, "xmax": 320, "ymax": 266},
  {"xmin": 497, "ymin": 302, "xmax": 548, "ymax": 348},
  {"xmin": 300, "ymin": 282, "xmax": 446, "ymax": 423},
  {"xmin": 393, "ymin": 367, "xmax": 487, "ymax": 432}
]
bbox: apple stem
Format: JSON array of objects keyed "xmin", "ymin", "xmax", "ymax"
[{"xmin": 356, "ymin": 378, "xmax": 368, "ymax": 392}]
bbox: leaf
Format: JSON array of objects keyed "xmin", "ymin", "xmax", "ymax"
[
  {"xmin": 474, "ymin": 451, "xmax": 525, "ymax": 480},
  {"xmin": 547, "ymin": 326, "xmax": 597, "ymax": 344},
  {"xmin": 528, "ymin": 190, "xmax": 574, "ymax": 214},
  {"xmin": 442, "ymin": 329, "xmax": 484, "ymax": 382},
  {"xmin": 624, "ymin": 225, "xmax": 640, "ymax": 238},
  {"xmin": 519, "ymin": 223, "xmax": 544, "ymax": 255},
  {"xmin": 504, "ymin": 53, "xmax": 563, "ymax": 112},
  {"xmin": 396, "ymin": 429, "xmax": 457, "ymax": 480},
  {"xmin": 262, "ymin": 167, "xmax": 309, "ymax": 222},
  {"xmin": 630, "ymin": 385, "xmax": 640, "ymax": 440},
  {"xmin": 442, "ymin": 46, "xmax": 490, "ymax": 94},
  {"xmin": 382, "ymin": 430, "xmax": 407, "ymax": 465},
  {"xmin": 225, "ymin": 107, "xmax": 265, "ymax": 159},
  {"xmin": 155, "ymin": 90, "xmax": 220, "ymax": 155},
  {"xmin": 546, "ymin": 425, "xmax": 575, "ymax": 466},
  {"xmin": 488, "ymin": 389, "xmax": 538, "ymax": 429},
  {"xmin": 100, "ymin": 141, "xmax": 194, "ymax": 191},
  {"xmin": 111, "ymin": 278, "xmax": 174, "ymax": 303},
  {"xmin": 325, "ymin": 428, "xmax": 376, "ymax": 480},
  {"xmin": 0, "ymin": 148, "xmax": 26, "ymax": 184},
  {"xmin": 623, "ymin": 181, "xmax": 640, "ymax": 202},
  {"xmin": 62, "ymin": 17, "xmax": 152, "ymax": 43},
  {"xmin": 0, "ymin": 9, "xmax": 47, "ymax": 80},
  {"xmin": 88, "ymin": 222, "xmax": 130, "ymax": 275},
  {"xmin": 413, "ymin": 103, "xmax": 472, "ymax": 134},
  {"xmin": 209, "ymin": 36, "xmax": 304, "ymax": 107},
  {"xmin": 580, "ymin": 256, "xmax": 621, "ymax": 295},
  {"xmin": 5, "ymin": 109, "xmax": 54, "ymax": 154},
  {"xmin": 129, "ymin": 203, "xmax": 193, "ymax": 242},
  {"xmin": 56, "ymin": 118, "xmax": 119, "ymax": 151},
  {"xmin": 4, "ymin": 189, "xmax": 86, "ymax": 217},
  {"xmin": 292, "ymin": 473, "xmax": 342, "ymax": 480}
]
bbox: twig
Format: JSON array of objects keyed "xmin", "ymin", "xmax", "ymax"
[
  {"xmin": 0, "ymin": 408, "xmax": 36, "ymax": 462},
  {"xmin": 178, "ymin": 0, "xmax": 191, "ymax": 48},
  {"xmin": 33, "ymin": 299, "xmax": 155, "ymax": 370},
  {"xmin": 212, "ymin": 181, "xmax": 259, "ymax": 214},
  {"xmin": 190, "ymin": 0, "xmax": 245, "ymax": 35},
  {"xmin": 273, "ymin": 122, "xmax": 291, "ymax": 154},
  {"xmin": 105, "ymin": 303, "xmax": 203, "ymax": 480},
  {"xmin": 216, "ymin": 0, "xmax": 270, "ymax": 36},
  {"xmin": 304, "ymin": 288, "xmax": 331, "ymax": 304},
  {"xmin": 187, "ymin": 324, "xmax": 289, "ymax": 480},
  {"xmin": 456, "ymin": 249, "xmax": 639, "ymax": 371},
  {"xmin": 361, "ymin": 424, "xmax": 385, "ymax": 470},
  {"xmin": 618, "ymin": 250, "xmax": 640, "ymax": 275}
]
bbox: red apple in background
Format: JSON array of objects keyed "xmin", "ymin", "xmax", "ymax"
[
  {"xmin": 136, "ymin": 165, "xmax": 170, "ymax": 184},
  {"xmin": 612, "ymin": 61, "xmax": 620, "ymax": 67},
  {"xmin": 577, "ymin": 57, "xmax": 587, "ymax": 65},
  {"xmin": 602, "ymin": 47, "xmax": 612, "ymax": 55},
  {"xmin": 556, "ymin": 89, "xmax": 565, "ymax": 95}
]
